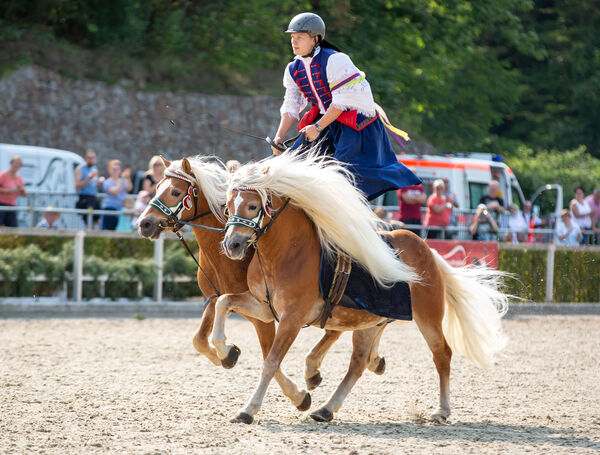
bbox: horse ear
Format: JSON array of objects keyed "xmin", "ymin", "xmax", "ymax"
[
  {"xmin": 160, "ymin": 155, "xmax": 171, "ymax": 169},
  {"xmin": 182, "ymin": 158, "xmax": 192, "ymax": 174}
]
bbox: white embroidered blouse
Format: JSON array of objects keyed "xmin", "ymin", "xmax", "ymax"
[{"xmin": 280, "ymin": 47, "xmax": 377, "ymax": 119}]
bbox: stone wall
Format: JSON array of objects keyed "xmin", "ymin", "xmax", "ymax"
[
  {"xmin": 0, "ymin": 65, "xmax": 433, "ymax": 174},
  {"xmin": 0, "ymin": 65, "xmax": 282, "ymax": 172}
]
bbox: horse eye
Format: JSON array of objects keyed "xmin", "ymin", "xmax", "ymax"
[
  {"xmin": 172, "ymin": 190, "xmax": 182, "ymax": 197},
  {"xmin": 223, "ymin": 206, "xmax": 230, "ymax": 216},
  {"xmin": 248, "ymin": 204, "xmax": 258, "ymax": 211}
]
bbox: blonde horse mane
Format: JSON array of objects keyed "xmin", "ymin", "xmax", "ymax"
[
  {"xmin": 229, "ymin": 151, "xmax": 419, "ymax": 286},
  {"xmin": 167, "ymin": 155, "xmax": 230, "ymax": 223}
]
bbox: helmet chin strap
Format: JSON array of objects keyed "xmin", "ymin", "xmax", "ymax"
[{"xmin": 302, "ymin": 36, "xmax": 320, "ymax": 58}]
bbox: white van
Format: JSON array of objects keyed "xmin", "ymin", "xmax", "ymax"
[{"xmin": 0, "ymin": 144, "xmax": 84, "ymax": 228}]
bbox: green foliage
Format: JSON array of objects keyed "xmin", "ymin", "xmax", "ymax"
[
  {"xmin": 500, "ymin": 0, "xmax": 600, "ymax": 157},
  {"xmin": 499, "ymin": 248, "xmax": 546, "ymax": 302},
  {"xmin": 2, "ymin": 1, "xmax": 599, "ymax": 164},
  {"xmin": 553, "ymin": 251, "xmax": 600, "ymax": 302},
  {"xmin": 499, "ymin": 248, "xmax": 600, "ymax": 302},
  {"xmin": 506, "ymin": 145, "xmax": 600, "ymax": 206},
  {"xmin": 0, "ymin": 244, "xmax": 65, "ymax": 296}
]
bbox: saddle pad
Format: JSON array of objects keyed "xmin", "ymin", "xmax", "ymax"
[{"xmin": 319, "ymin": 242, "xmax": 412, "ymax": 321}]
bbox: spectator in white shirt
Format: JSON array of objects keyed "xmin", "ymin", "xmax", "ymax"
[{"xmin": 556, "ymin": 209, "xmax": 582, "ymax": 245}]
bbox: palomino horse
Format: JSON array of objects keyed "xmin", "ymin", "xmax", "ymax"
[
  {"xmin": 136, "ymin": 155, "xmax": 387, "ymax": 411},
  {"xmin": 137, "ymin": 155, "xmax": 312, "ymax": 411},
  {"xmin": 218, "ymin": 152, "xmax": 509, "ymax": 424}
]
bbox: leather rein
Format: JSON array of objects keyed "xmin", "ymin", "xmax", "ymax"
[{"xmin": 148, "ymin": 170, "xmax": 224, "ymax": 298}]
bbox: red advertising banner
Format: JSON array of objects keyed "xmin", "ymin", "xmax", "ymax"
[{"xmin": 425, "ymin": 240, "xmax": 499, "ymax": 269}]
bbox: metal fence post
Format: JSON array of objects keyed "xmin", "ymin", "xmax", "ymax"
[
  {"xmin": 545, "ymin": 244, "xmax": 555, "ymax": 302},
  {"xmin": 73, "ymin": 230, "xmax": 85, "ymax": 302},
  {"xmin": 153, "ymin": 236, "xmax": 164, "ymax": 302}
]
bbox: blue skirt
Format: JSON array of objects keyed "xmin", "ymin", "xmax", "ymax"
[{"xmin": 291, "ymin": 117, "xmax": 421, "ymax": 200}]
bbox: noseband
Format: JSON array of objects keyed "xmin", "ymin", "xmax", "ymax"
[
  {"xmin": 149, "ymin": 170, "xmax": 201, "ymax": 226},
  {"xmin": 224, "ymin": 188, "xmax": 290, "ymax": 240}
]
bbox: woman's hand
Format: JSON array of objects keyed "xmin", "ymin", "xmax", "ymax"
[
  {"xmin": 271, "ymin": 136, "xmax": 284, "ymax": 155},
  {"xmin": 302, "ymin": 124, "xmax": 320, "ymax": 142}
]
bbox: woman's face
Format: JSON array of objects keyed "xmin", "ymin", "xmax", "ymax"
[
  {"xmin": 291, "ymin": 33, "xmax": 315, "ymax": 56},
  {"xmin": 434, "ymin": 185, "xmax": 444, "ymax": 195},
  {"xmin": 109, "ymin": 162, "xmax": 121, "ymax": 177},
  {"xmin": 153, "ymin": 161, "xmax": 164, "ymax": 175},
  {"xmin": 575, "ymin": 188, "xmax": 584, "ymax": 200}
]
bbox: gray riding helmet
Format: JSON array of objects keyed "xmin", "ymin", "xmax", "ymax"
[{"xmin": 285, "ymin": 13, "xmax": 326, "ymax": 41}]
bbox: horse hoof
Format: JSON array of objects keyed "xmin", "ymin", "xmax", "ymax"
[
  {"xmin": 230, "ymin": 412, "xmax": 254, "ymax": 424},
  {"xmin": 296, "ymin": 392, "xmax": 311, "ymax": 412},
  {"xmin": 221, "ymin": 345, "xmax": 241, "ymax": 369},
  {"xmin": 374, "ymin": 357, "xmax": 386, "ymax": 375},
  {"xmin": 310, "ymin": 408, "xmax": 333, "ymax": 422},
  {"xmin": 431, "ymin": 413, "xmax": 448, "ymax": 424},
  {"xmin": 306, "ymin": 372, "xmax": 323, "ymax": 390}
]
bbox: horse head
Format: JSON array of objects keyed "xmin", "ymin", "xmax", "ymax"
[
  {"xmin": 222, "ymin": 188, "xmax": 269, "ymax": 259},
  {"xmin": 138, "ymin": 156, "xmax": 203, "ymax": 239}
]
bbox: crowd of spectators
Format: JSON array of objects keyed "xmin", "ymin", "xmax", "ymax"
[
  {"xmin": 392, "ymin": 175, "xmax": 599, "ymax": 246},
  {"xmin": 1, "ymin": 150, "xmax": 599, "ymax": 244}
]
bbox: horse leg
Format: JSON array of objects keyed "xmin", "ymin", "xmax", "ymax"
[
  {"xmin": 191, "ymin": 297, "xmax": 221, "ymax": 366},
  {"xmin": 304, "ymin": 330, "xmax": 342, "ymax": 390},
  {"xmin": 211, "ymin": 292, "xmax": 273, "ymax": 368},
  {"xmin": 211, "ymin": 293, "xmax": 310, "ymax": 413},
  {"xmin": 248, "ymin": 317, "xmax": 312, "ymax": 412},
  {"xmin": 311, "ymin": 324, "xmax": 384, "ymax": 422},
  {"xmin": 366, "ymin": 323, "xmax": 386, "ymax": 375},
  {"xmin": 232, "ymin": 312, "xmax": 304, "ymax": 424},
  {"xmin": 412, "ymin": 312, "xmax": 452, "ymax": 423}
]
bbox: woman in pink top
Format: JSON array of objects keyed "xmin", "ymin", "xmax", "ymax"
[
  {"xmin": 0, "ymin": 155, "xmax": 27, "ymax": 227},
  {"xmin": 424, "ymin": 179, "xmax": 453, "ymax": 239}
]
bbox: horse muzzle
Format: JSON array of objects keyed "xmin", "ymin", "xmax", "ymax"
[
  {"xmin": 137, "ymin": 215, "xmax": 163, "ymax": 239},
  {"xmin": 222, "ymin": 231, "xmax": 250, "ymax": 260}
]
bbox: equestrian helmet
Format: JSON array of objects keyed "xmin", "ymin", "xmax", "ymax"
[{"xmin": 285, "ymin": 13, "xmax": 326, "ymax": 41}]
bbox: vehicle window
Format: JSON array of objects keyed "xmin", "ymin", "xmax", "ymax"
[
  {"xmin": 511, "ymin": 185, "xmax": 523, "ymax": 209},
  {"xmin": 468, "ymin": 182, "xmax": 487, "ymax": 210},
  {"xmin": 532, "ymin": 188, "xmax": 560, "ymax": 219}
]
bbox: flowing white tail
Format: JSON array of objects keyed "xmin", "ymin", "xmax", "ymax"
[{"xmin": 431, "ymin": 249, "xmax": 509, "ymax": 368}]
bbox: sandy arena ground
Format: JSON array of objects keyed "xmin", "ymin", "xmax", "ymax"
[{"xmin": 1, "ymin": 315, "xmax": 599, "ymax": 454}]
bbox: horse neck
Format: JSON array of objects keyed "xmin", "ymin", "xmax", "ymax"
[
  {"xmin": 189, "ymin": 193, "xmax": 226, "ymax": 256},
  {"xmin": 190, "ymin": 195, "xmax": 251, "ymax": 292},
  {"xmin": 256, "ymin": 204, "xmax": 321, "ymax": 269}
]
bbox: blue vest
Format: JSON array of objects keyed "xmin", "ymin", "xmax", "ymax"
[{"xmin": 288, "ymin": 48, "xmax": 377, "ymax": 131}]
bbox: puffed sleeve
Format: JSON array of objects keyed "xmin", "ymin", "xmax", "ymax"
[
  {"xmin": 326, "ymin": 53, "xmax": 376, "ymax": 117},
  {"xmin": 280, "ymin": 62, "xmax": 307, "ymax": 119}
]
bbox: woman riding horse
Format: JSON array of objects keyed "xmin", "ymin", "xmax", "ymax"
[{"xmin": 271, "ymin": 12, "xmax": 420, "ymax": 200}]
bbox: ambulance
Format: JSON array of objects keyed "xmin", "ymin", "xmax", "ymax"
[{"xmin": 377, "ymin": 153, "xmax": 562, "ymax": 225}]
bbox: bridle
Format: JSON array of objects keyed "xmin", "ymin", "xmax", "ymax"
[
  {"xmin": 150, "ymin": 170, "xmax": 208, "ymax": 228},
  {"xmin": 224, "ymin": 188, "xmax": 291, "ymax": 323},
  {"xmin": 224, "ymin": 188, "xmax": 291, "ymax": 241},
  {"xmin": 147, "ymin": 169, "xmax": 223, "ymax": 297}
]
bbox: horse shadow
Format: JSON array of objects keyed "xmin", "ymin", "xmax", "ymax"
[{"xmin": 258, "ymin": 418, "xmax": 599, "ymax": 450}]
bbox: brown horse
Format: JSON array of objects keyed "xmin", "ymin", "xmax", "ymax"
[
  {"xmin": 218, "ymin": 152, "xmax": 509, "ymax": 424},
  {"xmin": 136, "ymin": 155, "xmax": 387, "ymax": 411}
]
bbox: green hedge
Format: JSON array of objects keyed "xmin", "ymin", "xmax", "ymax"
[
  {"xmin": 0, "ymin": 239, "xmax": 200, "ymax": 300},
  {"xmin": 499, "ymin": 249, "xmax": 600, "ymax": 302},
  {"xmin": 1, "ymin": 237, "xmax": 598, "ymax": 302}
]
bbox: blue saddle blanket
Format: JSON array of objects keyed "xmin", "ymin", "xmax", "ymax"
[{"xmin": 319, "ymin": 247, "xmax": 412, "ymax": 321}]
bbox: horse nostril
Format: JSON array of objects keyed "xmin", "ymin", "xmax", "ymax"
[{"xmin": 230, "ymin": 241, "xmax": 241, "ymax": 252}]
